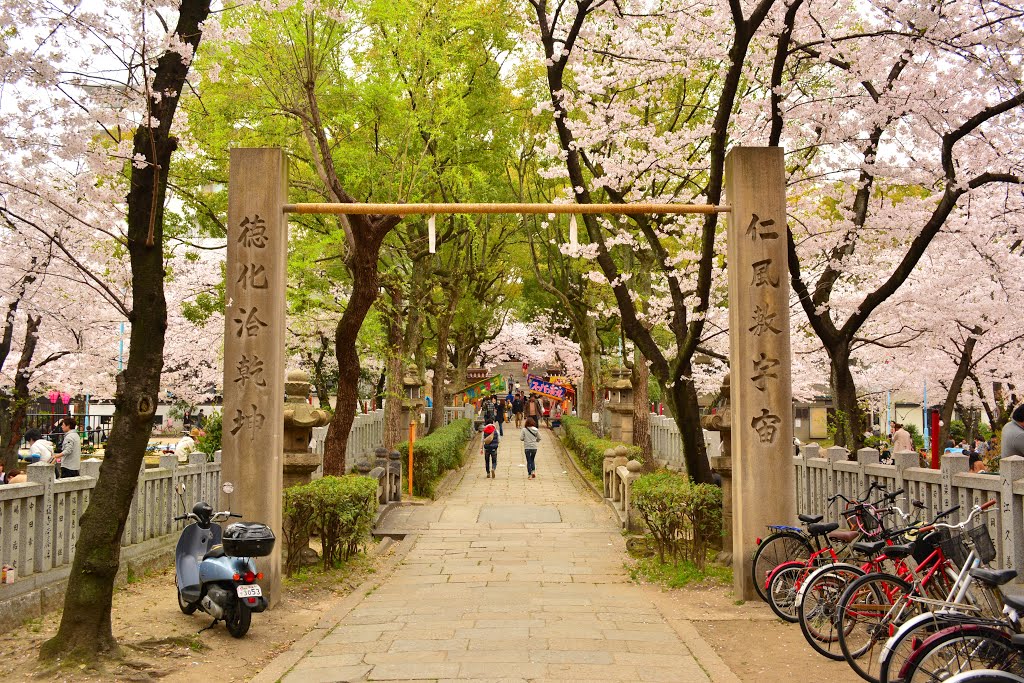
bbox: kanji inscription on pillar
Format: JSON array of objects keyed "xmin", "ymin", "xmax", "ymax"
[
  {"xmin": 726, "ymin": 147, "xmax": 794, "ymax": 601},
  {"xmin": 224, "ymin": 148, "xmax": 288, "ymax": 607}
]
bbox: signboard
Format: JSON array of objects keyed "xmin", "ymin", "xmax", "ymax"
[
  {"xmin": 527, "ymin": 374, "xmax": 567, "ymax": 400},
  {"xmin": 455, "ymin": 374, "xmax": 507, "ymax": 401}
]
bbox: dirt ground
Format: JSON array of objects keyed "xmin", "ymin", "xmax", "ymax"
[
  {"xmin": 648, "ymin": 582, "xmax": 863, "ymax": 683},
  {"xmin": 0, "ymin": 544, "xmax": 395, "ymax": 682}
]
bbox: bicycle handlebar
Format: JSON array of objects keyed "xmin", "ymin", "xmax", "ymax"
[{"xmin": 918, "ymin": 499, "xmax": 996, "ymax": 533}]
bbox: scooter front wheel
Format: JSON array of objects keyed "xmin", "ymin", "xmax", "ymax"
[
  {"xmin": 225, "ymin": 601, "xmax": 251, "ymax": 638},
  {"xmin": 177, "ymin": 589, "xmax": 197, "ymax": 615}
]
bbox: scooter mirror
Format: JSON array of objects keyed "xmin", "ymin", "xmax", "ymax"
[{"xmin": 222, "ymin": 481, "xmax": 234, "ymax": 495}]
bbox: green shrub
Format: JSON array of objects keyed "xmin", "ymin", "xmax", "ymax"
[
  {"xmin": 560, "ymin": 415, "xmax": 642, "ymax": 478},
  {"xmin": 195, "ymin": 411, "xmax": 222, "ymax": 458},
  {"xmin": 397, "ymin": 418, "xmax": 471, "ymax": 498},
  {"xmin": 631, "ymin": 472, "xmax": 722, "ymax": 569},
  {"xmin": 904, "ymin": 422, "xmax": 925, "ymax": 451},
  {"xmin": 282, "ymin": 475, "xmax": 378, "ymax": 576}
]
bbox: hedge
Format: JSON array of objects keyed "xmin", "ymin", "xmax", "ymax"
[
  {"xmin": 282, "ymin": 475, "xmax": 378, "ymax": 576},
  {"xmin": 632, "ymin": 472, "xmax": 722, "ymax": 568},
  {"xmin": 560, "ymin": 415, "xmax": 642, "ymax": 478},
  {"xmin": 397, "ymin": 418, "xmax": 472, "ymax": 498}
]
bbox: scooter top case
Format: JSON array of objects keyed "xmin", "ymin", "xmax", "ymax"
[{"xmin": 176, "ymin": 503, "xmax": 224, "ymax": 604}]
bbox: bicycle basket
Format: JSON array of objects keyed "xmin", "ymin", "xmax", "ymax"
[
  {"xmin": 967, "ymin": 523, "xmax": 997, "ymax": 565},
  {"xmin": 912, "ymin": 526, "xmax": 949, "ymax": 565},
  {"xmin": 937, "ymin": 528, "xmax": 969, "ymax": 569}
]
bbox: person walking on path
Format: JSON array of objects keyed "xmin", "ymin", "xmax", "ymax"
[
  {"xmin": 495, "ymin": 399, "xmax": 506, "ymax": 436},
  {"xmin": 482, "ymin": 421, "xmax": 500, "ymax": 478},
  {"xmin": 512, "ymin": 393, "xmax": 524, "ymax": 428},
  {"xmin": 1001, "ymin": 405, "xmax": 1024, "ymax": 458},
  {"xmin": 58, "ymin": 416, "xmax": 81, "ymax": 478},
  {"xmin": 891, "ymin": 422, "xmax": 914, "ymax": 453},
  {"xmin": 521, "ymin": 417, "xmax": 541, "ymax": 479}
]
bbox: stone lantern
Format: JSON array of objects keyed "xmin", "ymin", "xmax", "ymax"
[
  {"xmin": 604, "ymin": 367, "xmax": 634, "ymax": 443},
  {"xmin": 282, "ymin": 370, "xmax": 331, "ymax": 488},
  {"xmin": 400, "ymin": 364, "xmax": 426, "ymax": 438}
]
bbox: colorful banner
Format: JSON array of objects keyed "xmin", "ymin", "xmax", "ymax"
[
  {"xmin": 527, "ymin": 374, "xmax": 567, "ymax": 400},
  {"xmin": 455, "ymin": 374, "xmax": 507, "ymax": 401}
]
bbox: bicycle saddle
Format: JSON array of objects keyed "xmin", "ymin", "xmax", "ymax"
[
  {"xmin": 882, "ymin": 544, "xmax": 915, "ymax": 559},
  {"xmin": 852, "ymin": 540, "xmax": 887, "ymax": 556},
  {"xmin": 828, "ymin": 529, "xmax": 861, "ymax": 543},
  {"xmin": 807, "ymin": 522, "xmax": 840, "ymax": 536},
  {"xmin": 970, "ymin": 567, "xmax": 1018, "ymax": 587},
  {"xmin": 799, "ymin": 514, "xmax": 824, "ymax": 524}
]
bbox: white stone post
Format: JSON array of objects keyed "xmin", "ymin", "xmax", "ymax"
[
  {"xmin": 726, "ymin": 147, "xmax": 794, "ymax": 600},
  {"xmin": 224, "ymin": 148, "xmax": 287, "ymax": 606}
]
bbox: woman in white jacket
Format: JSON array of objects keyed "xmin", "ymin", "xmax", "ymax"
[{"xmin": 521, "ymin": 417, "xmax": 541, "ymax": 479}]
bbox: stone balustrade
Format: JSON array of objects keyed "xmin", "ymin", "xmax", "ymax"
[
  {"xmin": 600, "ymin": 446, "xmax": 644, "ymax": 532},
  {"xmin": 794, "ymin": 446, "xmax": 1024, "ymax": 578}
]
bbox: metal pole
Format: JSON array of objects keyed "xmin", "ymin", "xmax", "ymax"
[
  {"xmin": 886, "ymin": 390, "xmax": 891, "ymax": 434},
  {"xmin": 923, "ymin": 380, "xmax": 929, "ymax": 451},
  {"xmin": 118, "ymin": 321, "xmax": 125, "ymax": 372}
]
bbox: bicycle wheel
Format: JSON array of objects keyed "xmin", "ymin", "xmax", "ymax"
[
  {"xmin": 941, "ymin": 671, "xmax": 1024, "ymax": 683},
  {"xmin": 767, "ymin": 561, "xmax": 808, "ymax": 622},
  {"xmin": 901, "ymin": 625, "xmax": 1023, "ymax": 683},
  {"xmin": 797, "ymin": 563, "xmax": 866, "ymax": 660},
  {"xmin": 838, "ymin": 572, "xmax": 916, "ymax": 683},
  {"xmin": 751, "ymin": 531, "xmax": 813, "ymax": 602},
  {"xmin": 879, "ymin": 611, "xmax": 966, "ymax": 683}
]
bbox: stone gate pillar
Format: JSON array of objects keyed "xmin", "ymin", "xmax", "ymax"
[
  {"xmin": 725, "ymin": 147, "xmax": 794, "ymax": 600},
  {"xmin": 223, "ymin": 148, "xmax": 287, "ymax": 606}
]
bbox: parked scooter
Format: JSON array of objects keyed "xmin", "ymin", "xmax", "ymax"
[{"xmin": 174, "ymin": 481, "xmax": 276, "ymax": 637}]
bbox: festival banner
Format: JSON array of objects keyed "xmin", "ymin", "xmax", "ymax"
[
  {"xmin": 527, "ymin": 374, "xmax": 567, "ymax": 400},
  {"xmin": 454, "ymin": 374, "xmax": 507, "ymax": 401}
]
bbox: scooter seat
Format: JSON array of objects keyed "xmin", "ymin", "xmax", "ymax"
[
  {"xmin": 203, "ymin": 544, "xmax": 226, "ymax": 561},
  {"xmin": 970, "ymin": 567, "xmax": 1018, "ymax": 587}
]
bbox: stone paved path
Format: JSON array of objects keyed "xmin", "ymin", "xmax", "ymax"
[{"xmin": 263, "ymin": 425, "xmax": 740, "ymax": 682}]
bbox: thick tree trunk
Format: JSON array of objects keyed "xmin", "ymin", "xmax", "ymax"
[
  {"xmin": 323, "ymin": 218, "xmax": 390, "ymax": 476},
  {"xmin": 828, "ymin": 345, "xmax": 865, "ymax": 453},
  {"xmin": 0, "ymin": 315, "xmax": 41, "ymax": 471},
  {"xmin": 632, "ymin": 346, "xmax": 653, "ymax": 470},
  {"xmin": 663, "ymin": 361, "xmax": 713, "ymax": 484},
  {"xmin": 40, "ymin": 2, "xmax": 211, "ymax": 662},
  {"xmin": 576, "ymin": 316, "xmax": 601, "ymax": 432},
  {"xmin": 938, "ymin": 333, "xmax": 980, "ymax": 450}
]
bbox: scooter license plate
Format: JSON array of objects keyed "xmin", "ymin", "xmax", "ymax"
[{"xmin": 236, "ymin": 584, "xmax": 262, "ymax": 598}]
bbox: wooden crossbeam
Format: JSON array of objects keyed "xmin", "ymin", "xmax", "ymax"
[{"xmin": 283, "ymin": 202, "xmax": 730, "ymax": 215}]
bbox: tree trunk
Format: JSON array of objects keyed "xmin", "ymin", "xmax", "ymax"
[
  {"xmin": 663, "ymin": 361, "xmax": 713, "ymax": 484},
  {"xmin": 828, "ymin": 344, "xmax": 865, "ymax": 454},
  {"xmin": 40, "ymin": 2, "xmax": 211, "ymax": 662},
  {"xmin": 428, "ymin": 299, "xmax": 458, "ymax": 434},
  {"xmin": 382, "ymin": 315, "xmax": 405, "ymax": 451},
  {"xmin": 323, "ymin": 216, "xmax": 394, "ymax": 476},
  {"xmin": 576, "ymin": 316, "xmax": 601, "ymax": 432},
  {"xmin": 0, "ymin": 315, "xmax": 41, "ymax": 471},
  {"xmin": 632, "ymin": 346, "xmax": 654, "ymax": 471},
  {"xmin": 937, "ymin": 333, "xmax": 980, "ymax": 451}
]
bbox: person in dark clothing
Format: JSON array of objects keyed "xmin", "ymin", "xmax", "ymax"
[
  {"xmin": 495, "ymin": 399, "xmax": 506, "ymax": 436},
  {"xmin": 512, "ymin": 394, "xmax": 524, "ymax": 428}
]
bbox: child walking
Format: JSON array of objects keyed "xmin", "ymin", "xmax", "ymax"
[
  {"xmin": 482, "ymin": 421, "xmax": 500, "ymax": 478},
  {"xmin": 521, "ymin": 417, "xmax": 541, "ymax": 479}
]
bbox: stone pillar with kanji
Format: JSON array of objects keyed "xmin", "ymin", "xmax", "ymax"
[
  {"xmin": 223, "ymin": 148, "xmax": 288, "ymax": 606},
  {"xmin": 725, "ymin": 147, "xmax": 795, "ymax": 600}
]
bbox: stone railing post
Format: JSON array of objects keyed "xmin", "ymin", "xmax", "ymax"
[
  {"xmin": 940, "ymin": 452, "xmax": 969, "ymax": 516},
  {"xmin": 27, "ymin": 462, "xmax": 55, "ymax": 574},
  {"xmin": 389, "ymin": 450, "xmax": 402, "ymax": 502},
  {"xmin": 892, "ymin": 451, "xmax": 919, "ymax": 496},
  {"xmin": 623, "ymin": 459, "xmax": 644, "ymax": 532},
  {"xmin": 999, "ymin": 456, "xmax": 1024, "ymax": 573},
  {"xmin": 856, "ymin": 448, "xmax": 879, "ymax": 498},
  {"xmin": 159, "ymin": 454, "xmax": 178, "ymax": 537},
  {"xmin": 824, "ymin": 447, "xmax": 847, "ymax": 523}
]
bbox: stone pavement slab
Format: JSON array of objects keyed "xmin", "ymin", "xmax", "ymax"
[{"xmin": 260, "ymin": 425, "xmax": 741, "ymax": 682}]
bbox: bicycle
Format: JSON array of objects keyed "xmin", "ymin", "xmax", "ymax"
[
  {"xmin": 768, "ymin": 492, "xmax": 915, "ymax": 623},
  {"xmin": 751, "ymin": 482, "xmax": 890, "ymax": 603},
  {"xmin": 868, "ymin": 500, "xmax": 1008, "ymax": 683}
]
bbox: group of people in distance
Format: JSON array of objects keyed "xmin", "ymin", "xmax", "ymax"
[
  {"xmin": 478, "ymin": 391, "xmax": 566, "ymax": 480},
  {"xmin": 2, "ymin": 417, "xmax": 82, "ymax": 484}
]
